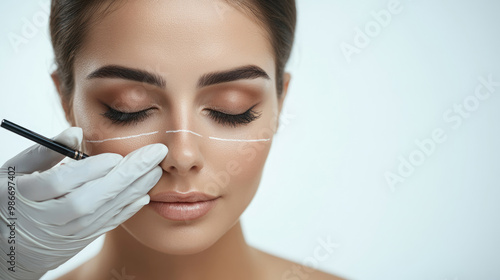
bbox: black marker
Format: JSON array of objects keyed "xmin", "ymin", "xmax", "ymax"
[{"xmin": 1, "ymin": 119, "xmax": 89, "ymax": 160}]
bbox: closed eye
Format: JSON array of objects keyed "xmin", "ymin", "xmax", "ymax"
[
  {"xmin": 206, "ymin": 104, "xmax": 261, "ymax": 127},
  {"xmin": 101, "ymin": 104, "xmax": 262, "ymax": 127},
  {"xmin": 100, "ymin": 105, "xmax": 153, "ymax": 126}
]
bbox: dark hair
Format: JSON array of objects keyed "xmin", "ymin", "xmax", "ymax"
[{"xmin": 50, "ymin": 0, "xmax": 296, "ymax": 106}]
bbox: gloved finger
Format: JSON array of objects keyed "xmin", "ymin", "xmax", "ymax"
[
  {"xmin": 34, "ymin": 143, "xmax": 167, "ymax": 226},
  {"xmin": 16, "ymin": 153, "xmax": 123, "ymax": 201},
  {"xmin": 43, "ymin": 196, "xmax": 150, "ymax": 242},
  {"xmin": 1, "ymin": 127, "xmax": 83, "ymax": 174},
  {"xmin": 86, "ymin": 195, "xmax": 150, "ymax": 240},
  {"xmin": 58, "ymin": 167, "xmax": 161, "ymax": 236}
]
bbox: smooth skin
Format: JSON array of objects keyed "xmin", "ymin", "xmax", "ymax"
[{"xmin": 51, "ymin": 0, "xmax": 346, "ymax": 279}]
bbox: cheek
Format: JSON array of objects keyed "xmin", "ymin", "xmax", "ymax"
[
  {"xmin": 77, "ymin": 113, "xmax": 162, "ymax": 157},
  {"xmin": 235, "ymin": 141, "xmax": 271, "ymax": 183},
  {"xmin": 204, "ymin": 102, "xmax": 277, "ymax": 192},
  {"xmin": 83, "ymin": 136, "xmax": 161, "ymax": 156},
  {"xmin": 80, "ymin": 121, "xmax": 162, "ymax": 156},
  {"xmin": 203, "ymin": 139, "xmax": 272, "ymax": 200}
]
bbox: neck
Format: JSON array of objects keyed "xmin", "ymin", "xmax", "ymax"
[{"xmin": 93, "ymin": 220, "xmax": 262, "ymax": 280}]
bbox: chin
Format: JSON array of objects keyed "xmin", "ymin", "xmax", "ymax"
[{"xmin": 115, "ymin": 196, "xmax": 245, "ymax": 255}]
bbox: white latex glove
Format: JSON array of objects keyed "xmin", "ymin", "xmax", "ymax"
[{"xmin": 0, "ymin": 127, "xmax": 168, "ymax": 280}]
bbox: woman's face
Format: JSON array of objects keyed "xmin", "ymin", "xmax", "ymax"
[{"xmin": 65, "ymin": 0, "xmax": 288, "ymax": 254}]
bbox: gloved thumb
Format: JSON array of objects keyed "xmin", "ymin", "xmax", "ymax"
[{"xmin": 1, "ymin": 126, "xmax": 83, "ymax": 174}]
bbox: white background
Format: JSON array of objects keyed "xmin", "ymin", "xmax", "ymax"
[{"xmin": 1, "ymin": 1, "xmax": 499, "ymax": 279}]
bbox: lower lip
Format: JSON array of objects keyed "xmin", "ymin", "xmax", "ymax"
[{"xmin": 149, "ymin": 198, "xmax": 219, "ymax": 221}]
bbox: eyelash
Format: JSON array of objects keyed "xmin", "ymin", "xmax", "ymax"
[
  {"xmin": 101, "ymin": 104, "xmax": 262, "ymax": 127},
  {"xmin": 206, "ymin": 104, "xmax": 262, "ymax": 128},
  {"xmin": 101, "ymin": 106, "xmax": 152, "ymax": 126}
]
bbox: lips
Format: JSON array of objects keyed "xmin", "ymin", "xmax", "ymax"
[
  {"xmin": 148, "ymin": 191, "xmax": 220, "ymax": 221},
  {"xmin": 150, "ymin": 191, "xmax": 218, "ymax": 203}
]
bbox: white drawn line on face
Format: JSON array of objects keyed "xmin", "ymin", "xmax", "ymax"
[
  {"xmin": 208, "ymin": 136, "xmax": 271, "ymax": 142},
  {"xmin": 85, "ymin": 131, "xmax": 160, "ymax": 143},
  {"xmin": 165, "ymin": 129, "xmax": 203, "ymax": 137},
  {"xmin": 84, "ymin": 130, "xmax": 271, "ymax": 143}
]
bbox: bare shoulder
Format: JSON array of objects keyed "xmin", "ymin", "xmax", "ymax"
[{"xmin": 251, "ymin": 246, "xmax": 348, "ymax": 280}]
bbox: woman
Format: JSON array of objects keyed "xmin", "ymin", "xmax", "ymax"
[{"xmin": 48, "ymin": 0, "xmax": 343, "ymax": 279}]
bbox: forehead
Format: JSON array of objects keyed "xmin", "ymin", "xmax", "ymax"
[{"xmin": 75, "ymin": 0, "xmax": 275, "ymax": 90}]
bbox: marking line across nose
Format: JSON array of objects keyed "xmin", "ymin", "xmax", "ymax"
[{"xmin": 85, "ymin": 130, "xmax": 270, "ymax": 143}]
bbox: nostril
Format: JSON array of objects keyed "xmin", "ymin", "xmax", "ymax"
[{"xmin": 168, "ymin": 166, "xmax": 177, "ymax": 173}]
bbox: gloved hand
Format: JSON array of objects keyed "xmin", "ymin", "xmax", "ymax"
[{"xmin": 0, "ymin": 127, "xmax": 167, "ymax": 280}]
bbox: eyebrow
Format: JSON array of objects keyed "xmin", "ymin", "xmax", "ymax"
[{"xmin": 86, "ymin": 64, "xmax": 270, "ymax": 89}]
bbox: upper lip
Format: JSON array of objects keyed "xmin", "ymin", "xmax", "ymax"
[{"xmin": 150, "ymin": 191, "xmax": 219, "ymax": 203}]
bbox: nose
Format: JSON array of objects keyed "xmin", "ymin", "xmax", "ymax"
[{"xmin": 160, "ymin": 129, "xmax": 204, "ymax": 176}]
